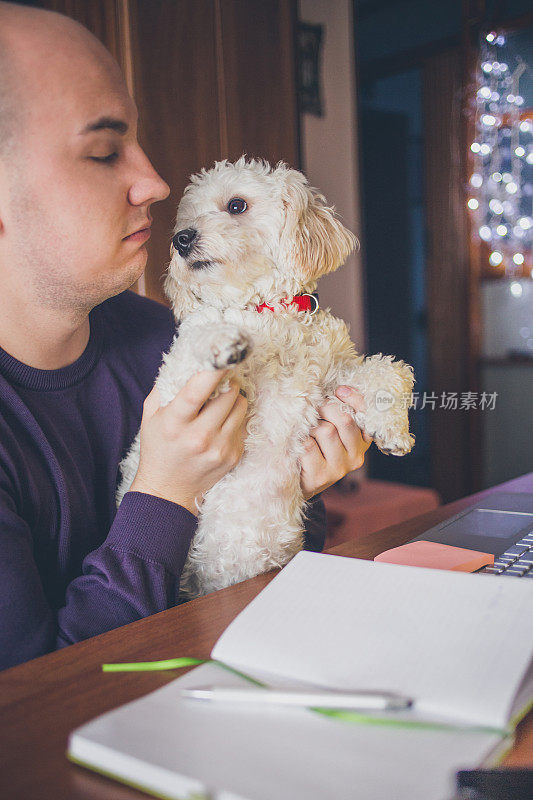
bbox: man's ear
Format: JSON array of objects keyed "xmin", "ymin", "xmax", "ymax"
[{"xmin": 278, "ymin": 168, "xmax": 358, "ymax": 283}]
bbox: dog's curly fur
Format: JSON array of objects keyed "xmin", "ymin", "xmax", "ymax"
[{"xmin": 117, "ymin": 157, "xmax": 415, "ymax": 600}]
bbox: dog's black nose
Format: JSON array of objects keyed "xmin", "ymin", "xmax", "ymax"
[{"xmin": 172, "ymin": 228, "xmax": 197, "ymax": 257}]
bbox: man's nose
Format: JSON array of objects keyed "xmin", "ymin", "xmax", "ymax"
[
  {"xmin": 172, "ymin": 228, "xmax": 198, "ymax": 257},
  {"xmin": 128, "ymin": 151, "xmax": 170, "ymax": 206}
]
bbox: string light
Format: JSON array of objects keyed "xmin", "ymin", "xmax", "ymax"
[{"xmin": 467, "ymin": 30, "xmax": 532, "ymax": 274}]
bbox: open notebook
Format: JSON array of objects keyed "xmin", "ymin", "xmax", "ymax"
[{"xmin": 68, "ymin": 551, "xmax": 533, "ymax": 800}]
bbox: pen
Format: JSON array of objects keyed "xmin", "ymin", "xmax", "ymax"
[{"xmin": 180, "ymin": 686, "xmax": 414, "ymax": 711}]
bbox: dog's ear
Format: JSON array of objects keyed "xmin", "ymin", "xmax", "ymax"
[{"xmin": 278, "ymin": 169, "xmax": 358, "ymax": 282}]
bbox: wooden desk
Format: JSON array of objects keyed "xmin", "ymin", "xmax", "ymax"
[{"xmin": 1, "ymin": 473, "xmax": 533, "ymax": 800}]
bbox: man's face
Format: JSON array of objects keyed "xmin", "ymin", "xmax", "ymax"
[{"xmin": 0, "ymin": 39, "xmax": 169, "ymax": 311}]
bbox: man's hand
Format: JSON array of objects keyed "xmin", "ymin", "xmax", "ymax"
[
  {"xmin": 129, "ymin": 370, "xmax": 248, "ymax": 515},
  {"xmin": 300, "ymin": 386, "xmax": 372, "ymax": 501}
]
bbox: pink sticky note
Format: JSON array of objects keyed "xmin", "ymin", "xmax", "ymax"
[{"xmin": 374, "ymin": 540, "xmax": 494, "ymax": 572}]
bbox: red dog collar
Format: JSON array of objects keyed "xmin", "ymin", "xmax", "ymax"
[{"xmin": 256, "ymin": 293, "xmax": 319, "ymax": 315}]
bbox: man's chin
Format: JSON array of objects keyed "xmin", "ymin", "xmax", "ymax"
[
  {"xmin": 118, "ymin": 251, "xmax": 147, "ymax": 287},
  {"xmin": 88, "ymin": 260, "xmax": 147, "ymax": 308}
]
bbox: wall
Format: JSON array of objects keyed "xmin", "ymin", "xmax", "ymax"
[{"xmin": 298, "ymin": 0, "xmax": 365, "ymax": 350}]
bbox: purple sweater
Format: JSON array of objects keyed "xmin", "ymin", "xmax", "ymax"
[{"xmin": 0, "ymin": 291, "xmax": 326, "ymax": 671}]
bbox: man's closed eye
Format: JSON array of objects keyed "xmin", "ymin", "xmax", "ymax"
[{"xmin": 90, "ymin": 152, "xmax": 119, "ymax": 164}]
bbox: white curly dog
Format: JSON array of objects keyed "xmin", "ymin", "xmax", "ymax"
[{"xmin": 117, "ymin": 157, "xmax": 415, "ymax": 600}]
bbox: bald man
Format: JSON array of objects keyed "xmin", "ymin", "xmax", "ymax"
[{"xmin": 0, "ymin": 2, "xmax": 370, "ymax": 670}]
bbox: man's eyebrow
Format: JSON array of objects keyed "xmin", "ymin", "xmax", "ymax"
[{"xmin": 79, "ymin": 116, "xmax": 129, "ymax": 135}]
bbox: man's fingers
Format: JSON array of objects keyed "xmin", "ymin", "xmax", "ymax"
[
  {"xmin": 314, "ymin": 403, "xmax": 371, "ymax": 469},
  {"xmin": 334, "ymin": 386, "xmax": 365, "ymax": 413},
  {"xmin": 197, "ymin": 380, "xmax": 243, "ymax": 429},
  {"xmin": 310, "ymin": 420, "xmax": 347, "ymax": 469},
  {"xmin": 332, "ymin": 389, "xmax": 373, "ymax": 444},
  {"xmin": 142, "ymin": 385, "xmax": 161, "ymax": 422},
  {"xmin": 220, "ymin": 392, "xmax": 248, "ymax": 435},
  {"xmin": 316, "ymin": 403, "xmax": 359, "ymax": 455},
  {"xmin": 320, "ymin": 400, "xmax": 373, "ymax": 447},
  {"xmin": 302, "ymin": 433, "xmax": 327, "ymax": 464},
  {"xmin": 169, "ymin": 369, "xmax": 230, "ymax": 422}
]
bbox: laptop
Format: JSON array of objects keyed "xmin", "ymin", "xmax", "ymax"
[{"xmin": 407, "ymin": 493, "xmax": 533, "ymax": 577}]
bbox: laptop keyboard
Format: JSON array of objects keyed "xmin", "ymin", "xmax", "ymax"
[{"xmin": 478, "ymin": 532, "xmax": 533, "ymax": 576}]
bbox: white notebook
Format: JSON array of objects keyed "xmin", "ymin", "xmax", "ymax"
[{"xmin": 68, "ymin": 551, "xmax": 533, "ymax": 800}]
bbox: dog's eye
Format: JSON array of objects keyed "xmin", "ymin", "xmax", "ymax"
[{"xmin": 227, "ymin": 198, "xmax": 247, "ymax": 215}]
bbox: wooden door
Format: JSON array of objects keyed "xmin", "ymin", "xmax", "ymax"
[
  {"xmin": 129, "ymin": 0, "xmax": 223, "ymax": 301},
  {"xmin": 423, "ymin": 49, "xmax": 481, "ymax": 502}
]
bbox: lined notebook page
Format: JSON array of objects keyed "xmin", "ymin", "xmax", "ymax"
[{"xmin": 212, "ymin": 551, "xmax": 533, "ymax": 729}]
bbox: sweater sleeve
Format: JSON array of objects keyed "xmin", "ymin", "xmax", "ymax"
[
  {"xmin": 0, "ymin": 490, "xmax": 197, "ymax": 671},
  {"xmin": 1, "ymin": 486, "xmax": 327, "ymax": 671}
]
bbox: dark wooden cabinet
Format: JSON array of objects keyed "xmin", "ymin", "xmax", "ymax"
[
  {"xmin": 44, "ymin": 0, "xmax": 300, "ymax": 304},
  {"xmin": 219, "ymin": 0, "xmax": 300, "ymax": 164}
]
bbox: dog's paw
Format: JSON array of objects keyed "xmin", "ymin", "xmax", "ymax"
[
  {"xmin": 375, "ymin": 431, "xmax": 415, "ymax": 457},
  {"xmin": 209, "ymin": 330, "xmax": 251, "ymax": 369}
]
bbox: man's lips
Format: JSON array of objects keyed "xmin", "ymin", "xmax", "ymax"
[
  {"xmin": 124, "ymin": 228, "xmax": 151, "ymax": 243},
  {"xmin": 124, "ymin": 222, "xmax": 152, "ymax": 242}
]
